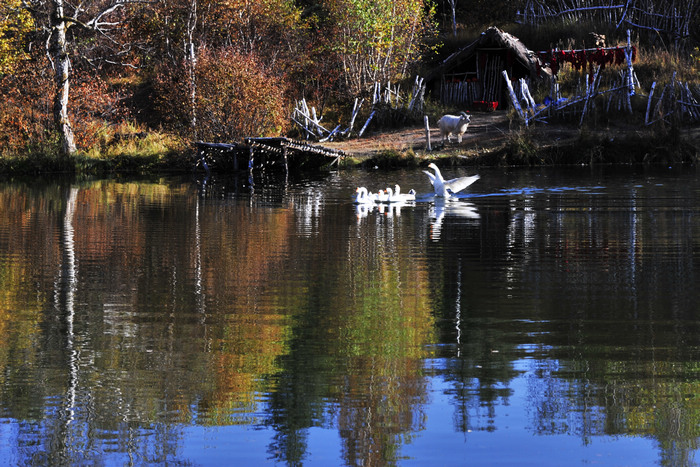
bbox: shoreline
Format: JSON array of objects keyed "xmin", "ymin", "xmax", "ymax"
[
  {"xmin": 1, "ymin": 111, "xmax": 699, "ymax": 177},
  {"xmin": 327, "ymin": 111, "xmax": 700, "ymax": 168}
]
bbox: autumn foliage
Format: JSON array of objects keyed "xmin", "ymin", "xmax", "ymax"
[
  {"xmin": 0, "ymin": 0, "xmax": 436, "ymax": 155},
  {"xmin": 154, "ymin": 49, "xmax": 289, "ymax": 141},
  {"xmin": 0, "ymin": 58, "xmax": 53, "ymax": 156},
  {"xmin": 322, "ymin": 0, "xmax": 436, "ymax": 95},
  {"xmin": 1, "ymin": 0, "xmax": 697, "ymax": 158},
  {"xmin": 195, "ymin": 50, "xmax": 289, "ymax": 140}
]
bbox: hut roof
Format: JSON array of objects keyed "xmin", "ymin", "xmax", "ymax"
[{"xmin": 426, "ymin": 26, "xmax": 547, "ymax": 82}]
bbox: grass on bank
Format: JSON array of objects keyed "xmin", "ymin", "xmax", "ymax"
[
  {"xmin": 76, "ymin": 122, "xmax": 190, "ymax": 174},
  {"xmin": 0, "ymin": 122, "xmax": 190, "ymax": 176}
]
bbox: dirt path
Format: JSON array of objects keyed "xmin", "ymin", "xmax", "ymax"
[
  {"xmin": 323, "ymin": 110, "xmax": 699, "ymax": 163},
  {"xmin": 323, "ymin": 110, "xmax": 570, "ymax": 158}
]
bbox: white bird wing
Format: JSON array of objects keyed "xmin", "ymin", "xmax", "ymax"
[
  {"xmin": 444, "ymin": 174, "xmax": 480, "ymax": 194},
  {"xmin": 423, "ymin": 170, "xmax": 436, "ymax": 185}
]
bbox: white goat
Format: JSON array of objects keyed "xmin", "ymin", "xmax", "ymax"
[{"xmin": 437, "ymin": 112, "xmax": 471, "ymax": 143}]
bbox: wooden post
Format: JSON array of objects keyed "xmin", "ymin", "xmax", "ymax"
[
  {"xmin": 580, "ymin": 66, "xmax": 601, "ymax": 127},
  {"xmin": 520, "ymin": 78, "xmax": 536, "ymax": 111},
  {"xmin": 625, "ymin": 29, "xmax": 635, "ymax": 113},
  {"xmin": 408, "ymin": 76, "xmax": 424, "ymax": 112},
  {"xmin": 502, "ymin": 70, "xmax": 526, "ymax": 124},
  {"xmin": 358, "ymin": 110, "xmax": 375, "ymax": 138},
  {"xmin": 248, "ymin": 145, "xmax": 255, "ymax": 180},
  {"xmin": 349, "ymin": 98, "xmax": 363, "ymax": 132},
  {"xmin": 282, "ymin": 145, "xmax": 288, "ymax": 173},
  {"xmin": 424, "ymin": 115, "xmax": 431, "ymax": 151},
  {"xmin": 645, "ymin": 82, "xmax": 656, "ymax": 125}
]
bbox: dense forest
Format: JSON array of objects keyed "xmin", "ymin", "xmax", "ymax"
[{"xmin": 0, "ymin": 0, "xmax": 698, "ymax": 160}]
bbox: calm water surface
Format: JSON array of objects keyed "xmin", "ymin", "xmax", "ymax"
[{"xmin": 0, "ymin": 165, "xmax": 699, "ymax": 466}]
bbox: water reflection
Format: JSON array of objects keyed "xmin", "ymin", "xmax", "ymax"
[
  {"xmin": 354, "ymin": 200, "xmax": 415, "ymax": 219},
  {"xmin": 0, "ymin": 167, "xmax": 699, "ymax": 465},
  {"xmin": 429, "ymin": 198, "xmax": 480, "ymax": 241}
]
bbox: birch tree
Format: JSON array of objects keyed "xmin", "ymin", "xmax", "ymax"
[
  {"xmin": 20, "ymin": 0, "xmax": 149, "ymax": 156},
  {"xmin": 186, "ymin": 0, "xmax": 198, "ymax": 136},
  {"xmin": 324, "ymin": 0, "xmax": 436, "ymax": 96},
  {"xmin": 145, "ymin": 0, "xmax": 306, "ymax": 138},
  {"xmin": 446, "ymin": 0, "xmax": 457, "ymax": 37}
]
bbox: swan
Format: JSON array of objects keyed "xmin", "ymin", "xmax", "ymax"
[
  {"xmin": 377, "ymin": 187, "xmax": 409, "ymax": 203},
  {"xmin": 388, "ymin": 184, "xmax": 416, "ymax": 202},
  {"xmin": 423, "ymin": 162, "xmax": 480, "ymax": 197},
  {"xmin": 375, "ymin": 189, "xmax": 390, "ymax": 203},
  {"xmin": 354, "ymin": 186, "xmax": 377, "ymax": 204},
  {"xmin": 395, "ymin": 184, "xmax": 416, "ymax": 201},
  {"xmin": 353, "ymin": 186, "xmax": 368, "ymax": 203}
]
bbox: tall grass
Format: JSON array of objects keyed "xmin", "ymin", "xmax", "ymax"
[
  {"xmin": 81, "ymin": 121, "xmax": 186, "ymax": 160},
  {"xmin": 634, "ymin": 47, "xmax": 700, "ymax": 85}
]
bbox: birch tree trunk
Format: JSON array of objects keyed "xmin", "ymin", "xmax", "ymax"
[
  {"xmin": 186, "ymin": 0, "xmax": 198, "ymax": 138},
  {"xmin": 50, "ymin": 0, "xmax": 77, "ymax": 156},
  {"xmin": 447, "ymin": 0, "xmax": 457, "ymax": 37}
]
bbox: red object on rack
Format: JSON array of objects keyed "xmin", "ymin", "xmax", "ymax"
[{"xmin": 537, "ymin": 46, "xmax": 636, "ymax": 76}]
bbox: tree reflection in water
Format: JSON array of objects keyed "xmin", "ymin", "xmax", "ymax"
[{"xmin": 0, "ymin": 168, "xmax": 699, "ymax": 465}]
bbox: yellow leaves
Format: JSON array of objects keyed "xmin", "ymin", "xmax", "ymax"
[
  {"xmin": 203, "ymin": 0, "xmax": 305, "ymax": 49},
  {"xmin": 323, "ymin": 0, "xmax": 436, "ymax": 93},
  {"xmin": 0, "ymin": 0, "xmax": 34, "ymax": 75}
]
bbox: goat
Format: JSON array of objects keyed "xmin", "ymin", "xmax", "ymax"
[
  {"xmin": 589, "ymin": 32, "xmax": 606, "ymax": 48},
  {"xmin": 437, "ymin": 112, "xmax": 471, "ymax": 143}
]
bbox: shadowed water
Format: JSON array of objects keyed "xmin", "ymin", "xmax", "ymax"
[{"xmin": 0, "ymin": 165, "xmax": 699, "ymax": 466}]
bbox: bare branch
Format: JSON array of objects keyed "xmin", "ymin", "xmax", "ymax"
[{"xmin": 86, "ymin": 2, "xmax": 124, "ymax": 30}]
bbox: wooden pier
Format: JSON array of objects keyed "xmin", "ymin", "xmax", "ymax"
[{"xmin": 195, "ymin": 137, "xmax": 347, "ymax": 173}]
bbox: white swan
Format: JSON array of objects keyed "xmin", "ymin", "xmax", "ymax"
[
  {"xmin": 356, "ymin": 185, "xmax": 416, "ymax": 205},
  {"xmin": 353, "ymin": 186, "xmax": 367, "ymax": 203},
  {"xmin": 354, "ymin": 187, "xmax": 377, "ymax": 204},
  {"xmin": 423, "ymin": 162, "xmax": 480, "ymax": 197},
  {"xmin": 388, "ymin": 184, "xmax": 416, "ymax": 202},
  {"xmin": 375, "ymin": 189, "xmax": 389, "ymax": 203}
]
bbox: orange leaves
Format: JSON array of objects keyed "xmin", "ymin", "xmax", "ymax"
[
  {"xmin": 193, "ymin": 49, "xmax": 289, "ymax": 140},
  {"xmin": 0, "ymin": 64, "xmax": 53, "ymax": 155},
  {"xmin": 150, "ymin": 47, "xmax": 293, "ymax": 140}
]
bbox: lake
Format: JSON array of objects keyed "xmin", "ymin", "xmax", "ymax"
[{"xmin": 0, "ymin": 165, "xmax": 699, "ymax": 466}]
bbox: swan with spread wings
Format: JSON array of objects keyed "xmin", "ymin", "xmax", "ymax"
[{"xmin": 423, "ymin": 163, "xmax": 480, "ymax": 197}]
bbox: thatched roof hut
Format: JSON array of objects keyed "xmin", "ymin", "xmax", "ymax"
[{"xmin": 426, "ymin": 27, "xmax": 547, "ymax": 109}]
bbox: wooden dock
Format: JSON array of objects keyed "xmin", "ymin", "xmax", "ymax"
[{"xmin": 195, "ymin": 137, "xmax": 347, "ymax": 173}]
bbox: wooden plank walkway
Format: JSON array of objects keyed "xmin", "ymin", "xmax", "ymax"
[{"xmin": 195, "ymin": 137, "xmax": 347, "ymax": 173}]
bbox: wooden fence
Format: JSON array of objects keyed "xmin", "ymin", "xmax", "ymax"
[
  {"xmin": 506, "ymin": 66, "xmax": 700, "ymax": 128},
  {"xmin": 516, "ymin": 0, "xmax": 697, "ymax": 49},
  {"xmin": 645, "ymin": 74, "xmax": 700, "ymax": 125}
]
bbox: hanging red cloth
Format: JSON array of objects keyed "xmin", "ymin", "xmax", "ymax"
[{"xmin": 542, "ymin": 46, "xmax": 637, "ymax": 76}]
